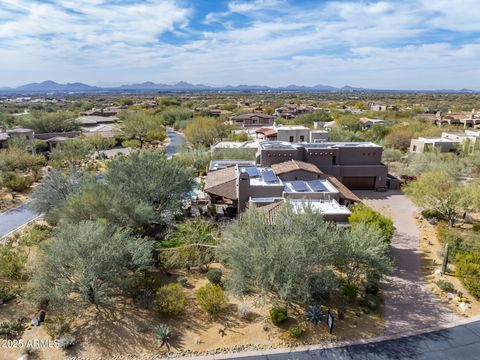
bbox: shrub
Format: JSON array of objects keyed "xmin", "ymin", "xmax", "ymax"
[
  {"xmin": 1, "ymin": 172, "xmax": 33, "ymax": 192},
  {"xmin": 206, "ymin": 268, "xmax": 223, "ymax": 285},
  {"xmin": 195, "ymin": 284, "xmax": 227, "ymax": 315},
  {"xmin": 435, "ymin": 280, "xmax": 455, "ymax": 293},
  {"xmin": 340, "ymin": 280, "xmax": 358, "ymax": 303},
  {"xmin": 0, "ymin": 321, "xmax": 23, "ymax": 339},
  {"xmin": 0, "ymin": 285, "xmax": 15, "ymax": 304},
  {"xmin": 421, "ymin": 209, "xmax": 445, "ymax": 220},
  {"xmin": 309, "ymin": 270, "xmax": 339, "ymax": 301},
  {"xmin": 455, "ymin": 251, "xmax": 480, "ymax": 299},
  {"xmin": 155, "ymin": 284, "xmax": 187, "ymax": 316},
  {"xmin": 154, "ymin": 324, "xmax": 172, "ymax": 345},
  {"xmin": 288, "ymin": 325, "xmax": 303, "ymax": 338},
  {"xmin": 269, "ymin": 307, "xmax": 288, "ymax": 326},
  {"xmin": 360, "ymin": 294, "xmax": 381, "ymax": 310},
  {"xmin": 177, "ymin": 276, "xmax": 188, "ymax": 287},
  {"xmin": 0, "ymin": 246, "xmax": 27, "ymax": 281},
  {"xmin": 57, "ymin": 333, "xmax": 76, "ymax": 349},
  {"xmin": 44, "ymin": 313, "xmax": 72, "ymax": 340},
  {"xmin": 472, "ymin": 223, "xmax": 480, "ymax": 232},
  {"xmin": 237, "ymin": 302, "xmax": 251, "ymax": 319},
  {"xmin": 349, "ymin": 204, "xmax": 394, "ymax": 243}
]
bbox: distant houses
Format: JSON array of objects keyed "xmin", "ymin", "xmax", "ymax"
[
  {"xmin": 230, "ymin": 113, "xmax": 275, "ymax": 127},
  {"xmin": 410, "ymin": 130, "xmax": 480, "ymax": 154}
]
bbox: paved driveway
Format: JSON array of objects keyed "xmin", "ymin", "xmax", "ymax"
[
  {"xmin": 354, "ymin": 190, "xmax": 460, "ymax": 335},
  {"xmin": 0, "ymin": 203, "xmax": 40, "ymax": 239}
]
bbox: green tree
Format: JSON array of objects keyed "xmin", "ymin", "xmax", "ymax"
[
  {"xmin": 51, "ymin": 137, "xmax": 93, "ymax": 167},
  {"xmin": 455, "ymin": 251, "xmax": 480, "ymax": 299},
  {"xmin": 105, "ymin": 150, "xmax": 195, "ymax": 217},
  {"xmin": 119, "ymin": 111, "xmax": 165, "ymax": 148},
  {"xmin": 404, "ymin": 170, "xmax": 476, "ymax": 227},
  {"xmin": 29, "ymin": 167, "xmax": 92, "ymax": 222},
  {"xmin": 184, "ymin": 117, "xmax": 227, "ymax": 146},
  {"xmin": 349, "ymin": 204, "xmax": 394, "ymax": 243},
  {"xmin": 175, "ymin": 145, "xmax": 212, "ymax": 174},
  {"xmin": 219, "ymin": 203, "xmax": 393, "ymax": 304},
  {"xmin": 57, "ymin": 182, "xmax": 156, "ymax": 229},
  {"xmin": 15, "ymin": 111, "xmax": 79, "ymax": 133},
  {"xmin": 28, "ymin": 221, "xmax": 153, "ymax": 308}
]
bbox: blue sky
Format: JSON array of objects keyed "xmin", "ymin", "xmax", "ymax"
[{"xmin": 0, "ymin": 0, "xmax": 479, "ymax": 89}]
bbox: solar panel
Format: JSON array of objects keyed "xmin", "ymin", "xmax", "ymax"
[
  {"xmin": 245, "ymin": 167, "xmax": 260, "ymax": 177},
  {"xmin": 290, "ymin": 180, "xmax": 309, "ymax": 192},
  {"xmin": 261, "ymin": 169, "xmax": 279, "ymax": 183},
  {"xmin": 308, "ymin": 180, "xmax": 328, "ymax": 192}
]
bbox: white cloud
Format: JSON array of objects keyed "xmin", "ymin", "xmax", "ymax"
[{"xmin": 0, "ymin": 0, "xmax": 479, "ymax": 88}]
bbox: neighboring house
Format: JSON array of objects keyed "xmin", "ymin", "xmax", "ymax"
[
  {"xmin": 255, "ymin": 127, "xmax": 278, "ymax": 140},
  {"xmin": 76, "ymin": 115, "xmax": 117, "ymax": 127},
  {"xmin": 35, "ymin": 131, "xmax": 81, "ymax": 151},
  {"xmin": 230, "ymin": 113, "xmax": 275, "ymax": 127},
  {"xmin": 80, "ymin": 107, "xmax": 126, "ymax": 117},
  {"xmin": 276, "ymin": 125, "xmax": 310, "ymax": 143},
  {"xmin": 409, "ymin": 130, "xmax": 480, "ymax": 154},
  {"xmin": 359, "ymin": 117, "xmax": 385, "ymax": 129},
  {"xmin": 0, "ymin": 127, "xmax": 35, "ymax": 149},
  {"xmin": 369, "ymin": 103, "xmax": 387, "ymax": 111}
]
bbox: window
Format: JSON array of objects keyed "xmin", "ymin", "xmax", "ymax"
[
  {"xmin": 289, "ymin": 136, "xmax": 294, "ymax": 142},
  {"xmin": 332, "ymin": 155, "xmax": 336, "ymax": 165},
  {"xmin": 252, "ymin": 119, "xmax": 258, "ymax": 124},
  {"xmin": 300, "ymin": 135, "xmax": 305, "ymax": 141},
  {"xmin": 412, "ymin": 145, "xmax": 417, "ymax": 152}
]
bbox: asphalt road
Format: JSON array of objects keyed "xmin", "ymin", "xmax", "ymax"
[
  {"xmin": 0, "ymin": 203, "xmax": 40, "ymax": 238},
  {"xmin": 225, "ymin": 320, "xmax": 480, "ymax": 360},
  {"xmin": 165, "ymin": 127, "xmax": 185, "ymax": 157}
]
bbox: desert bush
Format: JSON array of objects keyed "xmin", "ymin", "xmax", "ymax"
[
  {"xmin": 155, "ymin": 283, "xmax": 187, "ymax": 316},
  {"xmin": 455, "ymin": 251, "xmax": 480, "ymax": 299},
  {"xmin": 472, "ymin": 223, "xmax": 480, "ymax": 232},
  {"xmin": 195, "ymin": 284, "xmax": 227, "ymax": 315},
  {"xmin": 57, "ymin": 333, "xmax": 76, "ymax": 349},
  {"xmin": 177, "ymin": 276, "xmax": 188, "ymax": 287},
  {"xmin": 0, "ymin": 320, "xmax": 24, "ymax": 339},
  {"xmin": 269, "ymin": 307, "xmax": 288, "ymax": 326},
  {"xmin": 435, "ymin": 280, "xmax": 455, "ymax": 293},
  {"xmin": 237, "ymin": 302, "xmax": 251, "ymax": 319},
  {"xmin": 206, "ymin": 268, "xmax": 222, "ymax": 285},
  {"xmin": 1, "ymin": 172, "xmax": 33, "ymax": 192},
  {"xmin": 43, "ymin": 313, "xmax": 73, "ymax": 340},
  {"xmin": 340, "ymin": 280, "xmax": 358, "ymax": 303},
  {"xmin": 0, "ymin": 246, "xmax": 27, "ymax": 281},
  {"xmin": 360, "ymin": 294, "xmax": 381, "ymax": 310},
  {"xmin": 288, "ymin": 325, "xmax": 303, "ymax": 338},
  {"xmin": 364, "ymin": 272, "xmax": 380, "ymax": 296},
  {"xmin": 421, "ymin": 209, "xmax": 445, "ymax": 220},
  {"xmin": 0, "ymin": 285, "xmax": 15, "ymax": 304},
  {"xmin": 309, "ymin": 270, "xmax": 339, "ymax": 301},
  {"xmin": 154, "ymin": 324, "xmax": 172, "ymax": 345},
  {"xmin": 349, "ymin": 204, "xmax": 394, "ymax": 243}
]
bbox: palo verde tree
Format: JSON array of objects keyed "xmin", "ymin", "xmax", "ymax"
[
  {"xmin": 105, "ymin": 149, "xmax": 195, "ymax": 220},
  {"xmin": 404, "ymin": 170, "xmax": 480, "ymax": 227},
  {"xmin": 29, "ymin": 167, "xmax": 93, "ymax": 223},
  {"xmin": 28, "ymin": 221, "xmax": 153, "ymax": 309},
  {"xmin": 219, "ymin": 203, "xmax": 393, "ymax": 304},
  {"xmin": 119, "ymin": 111, "xmax": 166, "ymax": 148}
]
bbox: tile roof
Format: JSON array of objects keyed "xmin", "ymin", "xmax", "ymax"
[
  {"xmin": 204, "ymin": 166, "xmax": 238, "ymax": 200},
  {"xmin": 271, "ymin": 160, "xmax": 323, "ymax": 176}
]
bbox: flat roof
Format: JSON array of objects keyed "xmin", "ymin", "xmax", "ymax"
[
  {"xmin": 212, "ymin": 141, "xmax": 259, "ymax": 149},
  {"xmin": 209, "ymin": 160, "xmax": 255, "ymax": 171},
  {"xmin": 238, "ymin": 166, "xmax": 282, "ymax": 186},
  {"xmin": 259, "ymin": 140, "xmax": 381, "ymax": 150},
  {"xmin": 290, "ymin": 199, "xmax": 351, "ymax": 215}
]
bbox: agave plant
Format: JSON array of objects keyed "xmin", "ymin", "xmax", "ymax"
[
  {"xmin": 304, "ymin": 304, "xmax": 324, "ymax": 324},
  {"xmin": 154, "ymin": 324, "xmax": 172, "ymax": 345}
]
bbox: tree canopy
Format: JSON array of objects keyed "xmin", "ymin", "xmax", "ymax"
[{"xmin": 28, "ymin": 221, "xmax": 153, "ymax": 308}]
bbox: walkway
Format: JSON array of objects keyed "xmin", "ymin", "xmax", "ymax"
[
  {"xmin": 354, "ymin": 190, "xmax": 460, "ymax": 335},
  {"xmin": 0, "ymin": 203, "xmax": 40, "ymax": 239}
]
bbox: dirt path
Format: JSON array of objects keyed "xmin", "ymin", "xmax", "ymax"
[{"xmin": 354, "ymin": 190, "xmax": 461, "ymax": 336}]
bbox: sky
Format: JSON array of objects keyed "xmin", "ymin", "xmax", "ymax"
[{"xmin": 0, "ymin": 0, "xmax": 479, "ymax": 89}]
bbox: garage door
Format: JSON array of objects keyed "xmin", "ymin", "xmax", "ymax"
[{"xmin": 341, "ymin": 176, "xmax": 376, "ymax": 190}]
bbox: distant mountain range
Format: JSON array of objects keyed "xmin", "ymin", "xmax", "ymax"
[{"xmin": 0, "ymin": 80, "xmax": 476, "ymax": 94}]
